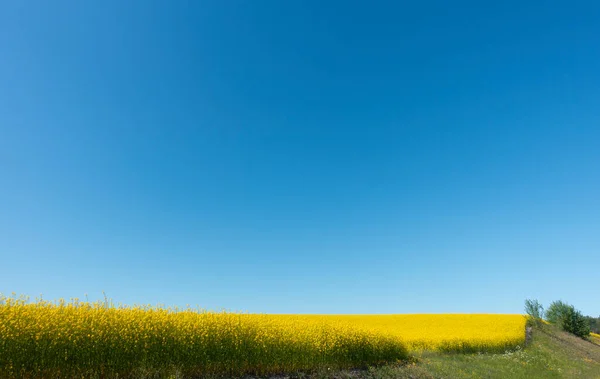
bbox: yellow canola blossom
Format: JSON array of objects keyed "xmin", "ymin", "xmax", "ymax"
[
  {"xmin": 0, "ymin": 294, "xmax": 525, "ymax": 378},
  {"xmin": 0, "ymin": 295, "xmax": 406, "ymax": 377},
  {"xmin": 285, "ymin": 314, "xmax": 526, "ymax": 352}
]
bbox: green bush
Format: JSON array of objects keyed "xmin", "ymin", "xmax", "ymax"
[
  {"xmin": 546, "ymin": 300, "xmax": 591, "ymax": 339},
  {"xmin": 561, "ymin": 307, "xmax": 591, "ymax": 338},
  {"xmin": 524, "ymin": 299, "xmax": 544, "ymax": 326},
  {"xmin": 584, "ymin": 315, "xmax": 600, "ymax": 334},
  {"xmin": 545, "ymin": 300, "xmax": 572, "ymax": 324}
]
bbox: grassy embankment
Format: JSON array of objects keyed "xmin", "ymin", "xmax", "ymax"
[{"xmin": 321, "ymin": 322, "xmax": 600, "ymax": 379}]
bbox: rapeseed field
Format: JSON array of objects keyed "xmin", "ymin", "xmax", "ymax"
[
  {"xmin": 296, "ymin": 314, "xmax": 526, "ymax": 352},
  {"xmin": 0, "ymin": 294, "xmax": 525, "ymax": 378}
]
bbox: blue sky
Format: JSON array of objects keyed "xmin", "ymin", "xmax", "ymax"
[{"xmin": 1, "ymin": 1, "xmax": 599, "ymax": 316}]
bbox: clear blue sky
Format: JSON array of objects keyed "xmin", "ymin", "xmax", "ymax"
[{"xmin": 1, "ymin": 1, "xmax": 599, "ymax": 316}]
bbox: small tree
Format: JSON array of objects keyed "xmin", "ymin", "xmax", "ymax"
[
  {"xmin": 545, "ymin": 300, "xmax": 571, "ymax": 324},
  {"xmin": 561, "ymin": 307, "xmax": 591, "ymax": 338},
  {"xmin": 546, "ymin": 300, "xmax": 591, "ymax": 339},
  {"xmin": 524, "ymin": 299, "xmax": 544, "ymax": 326},
  {"xmin": 584, "ymin": 315, "xmax": 600, "ymax": 334}
]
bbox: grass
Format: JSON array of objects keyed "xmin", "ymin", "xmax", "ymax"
[{"xmin": 303, "ymin": 323, "xmax": 600, "ymax": 379}]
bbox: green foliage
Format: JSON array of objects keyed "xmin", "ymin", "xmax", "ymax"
[
  {"xmin": 584, "ymin": 315, "xmax": 600, "ymax": 334},
  {"xmin": 545, "ymin": 300, "xmax": 591, "ymax": 339},
  {"xmin": 560, "ymin": 307, "xmax": 591, "ymax": 339},
  {"xmin": 545, "ymin": 300, "xmax": 572, "ymax": 324},
  {"xmin": 524, "ymin": 299, "xmax": 544, "ymax": 326}
]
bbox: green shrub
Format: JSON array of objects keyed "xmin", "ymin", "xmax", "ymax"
[
  {"xmin": 524, "ymin": 299, "xmax": 544, "ymax": 326},
  {"xmin": 561, "ymin": 307, "xmax": 591, "ymax": 338},
  {"xmin": 546, "ymin": 300, "xmax": 591, "ymax": 339},
  {"xmin": 545, "ymin": 300, "xmax": 572, "ymax": 324},
  {"xmin": 584, "ymin": 315, "xmax": 600, "ymax": 334}
]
